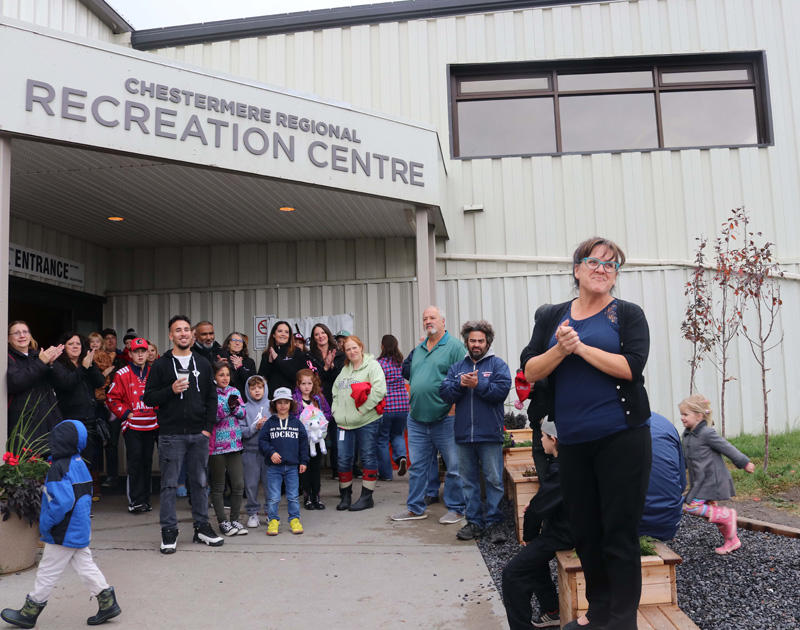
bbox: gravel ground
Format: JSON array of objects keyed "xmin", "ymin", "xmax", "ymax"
[{"xmin": 476, "ymin": 499, "xmax": 800, "ymax": 630}]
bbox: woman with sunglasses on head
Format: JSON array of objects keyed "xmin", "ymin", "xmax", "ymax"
[
  {"xmin": 7, "ymin": 321, "xmax": 64, "ymax": 452},
  {"xmin": 520, "ymin": 237, "xmax": 651, "ymax": 630},
  {"xmin": 220, "ymin": 332, "xmax": 257, "ymax": 401}
]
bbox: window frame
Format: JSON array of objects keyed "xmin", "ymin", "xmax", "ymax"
[{"xmin": 449, "ymin": 52, "xmax": 772, "ymax": 160}]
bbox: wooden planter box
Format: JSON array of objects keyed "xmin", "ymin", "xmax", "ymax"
[
  {"xmin": 504, "ymin": 428, "xmax": 533, "ymax": 444},
  {"xmin": 503, "ymin": 446, "xmax": 534, "ymax": 467},
  {"xmin": 556, "ymin": 542, "xmax": 682, "ymax": 624},
  {"xmin": 504, "ymin": 469, "xmax": 540, "ymax": 543}
]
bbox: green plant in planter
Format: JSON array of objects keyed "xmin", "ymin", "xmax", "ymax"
[
  {"xmin": 503, "ymin": 432, "xmax": 534, "ymax": 449},
  {"xmin": 571, "ymin": 535, "xmax": 660, "ymax": 559},
  {"xmin": 1, "ymin": 404, "xmax": 52, "ymax": 525}
]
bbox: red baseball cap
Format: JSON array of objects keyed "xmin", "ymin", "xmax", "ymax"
[{"xmin": 130, "ymin": 338, "xmax": 148, "ymax": 351}]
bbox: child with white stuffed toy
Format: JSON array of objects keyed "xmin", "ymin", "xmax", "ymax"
[
  {"xmin": 240, "ymin": 375, "xmax": 270, "ymax": 529},
  {"xmin": 293, "ymin": 369, "xmax": 331, "ymax": 510}
]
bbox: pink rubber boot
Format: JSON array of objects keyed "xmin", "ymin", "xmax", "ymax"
[{"xmin": 708, "ymin": 505, "xmax": 741, "ymax": 554}]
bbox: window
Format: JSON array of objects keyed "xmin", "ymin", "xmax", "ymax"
[{"xmin": 450, "ymin": 53, "xmax": 769, "ymax": 158}]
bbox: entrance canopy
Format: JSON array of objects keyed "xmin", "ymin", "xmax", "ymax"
[{"xmin": 0, "ymin": 18, "xmax": 447, "ymax": 247}]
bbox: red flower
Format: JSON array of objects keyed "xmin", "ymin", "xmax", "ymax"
[{"xmin": 2, "ymin": 452, "xmax": 20, "ymax": 466}]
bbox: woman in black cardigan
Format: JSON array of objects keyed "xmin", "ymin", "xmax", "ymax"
[
  {"xmin": 521, "ymin": 237, "xmax": 651, "ymax": 630},
  {"xmin": 220, "ymin": 331, "xmax": 257, "ymax": 400},
  {"xmin": 51, "ymin": 332, "xmax": 105, "ymax": 475}
]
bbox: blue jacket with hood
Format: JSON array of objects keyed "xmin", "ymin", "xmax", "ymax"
[
  {"xmin": 439, "ymin": 348, "xmax": 512, "ymax": 444},
  {"xmin": 40, "ymin": 420, "xmax": 93, "ymax": 548}
]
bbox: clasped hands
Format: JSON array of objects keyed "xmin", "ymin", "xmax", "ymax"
[{"xmin": 555, "ymin": 319, "xmax": 582, "ymax": 356}]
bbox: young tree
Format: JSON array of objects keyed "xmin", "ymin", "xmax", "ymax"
[
  {"xmin": 681, "ymin": 237, "xmax": 715, "ymax": 394},
  {"xmin": 712, "ymin": 208, "xmax": 747, "ymax": 438},
  {"xmin": 737, "ymin": 227, "xmax": 784, "ymax": 470}
]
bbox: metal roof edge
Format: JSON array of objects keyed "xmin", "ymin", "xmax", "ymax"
[
  {"xmin": 79, "ymin": 0, "xmax": 133, "ymax": 34},
  {"xmin": 131, "ymin": 0, "xmax": 597, "ymax": 50}
]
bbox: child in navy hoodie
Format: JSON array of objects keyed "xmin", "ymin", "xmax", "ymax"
[
  {"xmin": 258, "ymin": 388, "xmax": 309, "ymax": 536},
  {"xmin": 1, "ymin": 420, "xmax": 121, "ymax": 628}
]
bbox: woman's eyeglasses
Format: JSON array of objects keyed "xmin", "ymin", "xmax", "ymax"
[
  {"xmin": 581, "ymin": 257, "xmax": 620, "ymax": 273},
  {"xmin": 229, "ymin": 338, "xmax": 244, "ymax": 343},
  {"xmin": 10, "ymin": 330, "xmax": 30, "ymax": 337}
]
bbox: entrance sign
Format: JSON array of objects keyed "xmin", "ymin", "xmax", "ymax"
[
  {"xmin": 9, "ymin": 243, "xmax": 84, "ymax": 288},
  {"xmin": 0, "ymin": 19, "xmax": 440, "ymax": 206}
]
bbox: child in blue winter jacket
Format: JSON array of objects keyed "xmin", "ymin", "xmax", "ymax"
[{"xmin": 1, "ymin": 420, "xmax": 121, "ymax": 628}]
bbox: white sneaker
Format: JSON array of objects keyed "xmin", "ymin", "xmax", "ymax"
[
  {"xmin": 439, "ymin": 510, "xmax": 465, "ymax": 525},
  {"xmin": 231, "ymin": 521, "xmax": 249, "ymax": 536},
  {"xmin": 247, "ymin": 514, "xmax": 260, "ymax": 529}
]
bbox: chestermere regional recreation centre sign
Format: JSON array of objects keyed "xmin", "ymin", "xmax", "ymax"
[{"xmin": 0, "ymin": 19, "xmax": 440, "ymax": 206}]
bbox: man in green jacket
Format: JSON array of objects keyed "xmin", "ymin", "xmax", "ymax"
[{"xmin": 392, "ymin": 306, "xmax": 466, "ymax": 524}]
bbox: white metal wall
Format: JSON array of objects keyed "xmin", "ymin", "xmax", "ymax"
[
  {"xmin": 9, "ymin": 216, "xmax": 109, "ymax": 296},
  {"xmin": 0, "ymin": 0, "xmax": 119, "ymax": 41}
]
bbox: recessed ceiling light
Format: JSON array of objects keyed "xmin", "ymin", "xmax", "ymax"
[
  {"xmin": 107, "ymin": 216, "xmax": 124, "ymax": 221},
  {"xmin": 279, "ymin": 206, "xmax": 295, "ymax": 212}
]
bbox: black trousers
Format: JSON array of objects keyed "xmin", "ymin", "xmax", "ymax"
[
  {"xmin": 124, "ymin": 429, "xmax": 156, "ymax": 506},
  {"xmin": 301, "ymin": 452, "xmax": 322, "ymax": 498},
  {"xmin": 559, "ymin": 425, "xmax": 652, "ymax": 630},
  {"xmin": 103, "ymin": 407, "xmax": 121, "ymax": 477},
  {"xmin": 502, "ymin": 534, "xmax": 566, "ymax": 629},
  {"xmin": 327, "ymin": 417, "xmax": 339, "ymax": 476}
]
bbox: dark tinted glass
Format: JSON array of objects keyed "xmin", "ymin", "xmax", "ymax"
[
  {"xmin": 457, "ymin": 98, "xmax": 556, "ymax": 156},
  {"xmin": 661, "ymin": 89, "xmax": 758, "ymax": 147},
  {"xmin": 661, "ymin": 69, "xmax": 749, "ymax": 84},
  {"xmin": 560, "ymin": 93, "xmax": 658, "ymax": 152},
  {"xmin": 460, "ymin": 77, "xmax": 549, "ymax": 94},
  {"xmin": 558, "ymin": 71, "xmax": 653, "ymax": 91}
]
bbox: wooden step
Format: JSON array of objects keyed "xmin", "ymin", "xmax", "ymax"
[{"xmin": 637, "ymin": 604, "xmax": 700, "ymax": 629}]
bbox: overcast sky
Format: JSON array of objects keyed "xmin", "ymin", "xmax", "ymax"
[{"xmin": 107, "ymin": 0, "xmax": 387, "ymax": 30}]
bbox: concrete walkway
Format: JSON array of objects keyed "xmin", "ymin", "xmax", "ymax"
[{"xmin": 0, "ymin": 477, "xmax": 509, "ymax": 630}]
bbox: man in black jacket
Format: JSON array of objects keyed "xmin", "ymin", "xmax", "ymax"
[
  {"xmin": 192, "ymin": 321, "xmax": 223, "ymax": 366},
  {"xmin": 143, "ymin": 315, "xmax": 224, "ymax": 554},
  {"xmin": 501, "ymin": 420, "xmax": 573, "ymax": 629}
]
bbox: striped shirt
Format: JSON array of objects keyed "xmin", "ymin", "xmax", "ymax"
[{"xmin": 377, "ymin": 357, "xmax": 409, "ymax": 414}]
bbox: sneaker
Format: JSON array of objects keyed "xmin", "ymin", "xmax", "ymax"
[
  {"xmin": 289, "ymin": 518, "xmax": 304, "ymax": 535},
  {"xmin": 267, "ymin": 519, "xmax": 280, "ymax": 536},
  {"xmin": 219, "ymin": 521, "xmax": 236, "ymax": 536},
  {"xmin": 101, "ymin": 476, "xmax": 118, "ymax": 488},
  {"xmin": 456, "ymin": 522, "xmax": 484, "ymax": 541},
  {"xmin": 439, "ymin": 510, "xmax": 465, "ymax": 525},
  {"xmin": 160, "ymin": 527, "xmax": 178, "ymax": 554},
  {"xmin": 142, "ymin": 503, "xmax": 153, "ymax": 512},
  {"xmin": 487, "ymin": 522, "xmax": 508, "ymax": 544},
  {"xmin": 424, "ymin": 495, "xmax": 440, "ymax": 506},
  {"xmin": 396, "ymin": 457, "xmax": 408, "ymax": 476},
  {"xmin": 193, "ymin": 522, "xmax": 224, "ymax": 546},
  {"xmin": 304, "ymin": 497, "xmax": 315, "ymax": 510},
  {"xmin": 247, "ymin": 514, "xmax": 260, "ymax": 529},
  {"xmin": 391, "ymin": 510, "xmax": 428, "ymax": 521},
  {"xmin": 532, "ymin": 611, "xmax": 561, "ymax": 628},
  {"xmin": 128, "ymin": 503, "xmax": 150, "ymax": 514},
  {"xmin": 176, "ymin": 485, "xmax": 188, "ymax": 498},
  {"xmin": 231, "ymin": 521, "xmax": 249, "ymax": 536}
]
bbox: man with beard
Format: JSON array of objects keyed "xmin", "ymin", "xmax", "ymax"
[
  {"xmin": 391, "ymin": 306, "xmax": 466, "ymax": 525},
  {"xmin": 440, "ymin": 320, "xmax": 512, "ymax": 543},
  {"xmin": 143, "ymin": 315, "xmax": 224, "ymax": 554},
  {"xmin": 192, "ymin": 321, "xmax": 223, "ymax": 365}
]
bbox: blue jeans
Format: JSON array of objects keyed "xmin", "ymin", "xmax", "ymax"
[
  {"xmin": 337, "ymin": 421, "xmax": 379, "ymax": 473},
  {"xmin": 158, "ymin": 433, "xmax": 210, "ymax": 529},
  {"xmin": 406, "ymin": 416, "xmax": 465, "ymax": 515},
  {"xmin": 457, "ymin": 441, "xmax": 505, "ymax": 528},
  {"xmin": 266, "ymin": 464, "xmax": 300, "ymax": 522},
  {"xmin": 376, "ymin": 412, "xmax": 408, "ymax": 479}
]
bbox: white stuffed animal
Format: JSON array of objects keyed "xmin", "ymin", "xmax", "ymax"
[{"xmin": 300, "ymin": 405, "xmax": 329, "ymax": 457}]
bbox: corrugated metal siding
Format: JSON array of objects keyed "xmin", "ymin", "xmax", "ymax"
[
  {"xmin": 120, "ymin": 0, "xmax": 800, "ymax": 435},
  {"xmin": 0, "ymin": 0, "xmax": 118, "ymax": 41},
  {"xmin": 9, "ymin": 216, "xmax": 109, "ymax": 295}
]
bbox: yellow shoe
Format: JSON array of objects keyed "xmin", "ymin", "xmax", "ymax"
[
  {"xmin": 267, "ymin": 519, "xmax": 280, "ymax": 536},
  {"xmin": 289, "ymin": 518, "xmax": 304, "ymax": 535}
]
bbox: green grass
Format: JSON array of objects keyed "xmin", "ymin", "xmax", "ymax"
[{"xmin": 725, "ymin": 429, "xmax": 800, "ymax": 514}]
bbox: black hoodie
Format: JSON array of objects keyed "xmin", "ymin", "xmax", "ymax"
[{"xmin": 143, "ymin": 350, "xmax": 216, "ymax": 435}]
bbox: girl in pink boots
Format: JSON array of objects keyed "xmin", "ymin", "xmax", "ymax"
[{"xmin": 680, "ymin": 395, "xmax": 755, "ymax": 554}]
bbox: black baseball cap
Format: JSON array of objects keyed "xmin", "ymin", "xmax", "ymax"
[{"xmin": 101, "ymin": 328, "xmax": 117, "ymax": 338}]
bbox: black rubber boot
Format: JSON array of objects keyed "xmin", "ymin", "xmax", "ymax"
[
  {"xmin": 87, "ymin": 586, "xmax": 121, "ymax": 626},
  {"xmin": 336, "ymin": 486, "xmax": 352, "ymax": 511},
  {"xmin": 348, "ymin": 487, "xmax": 374, "ymax": 511},
  {"xmin": 1, "ymin": 596, "xmax": 46, "ymax": 629}
]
